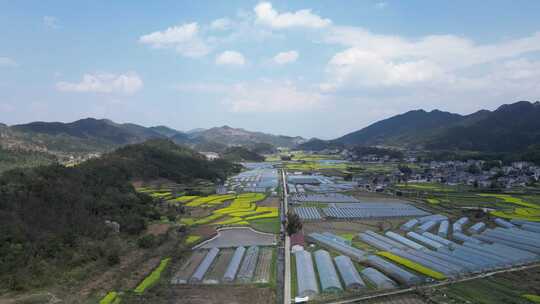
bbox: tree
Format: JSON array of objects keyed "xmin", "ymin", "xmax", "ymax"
[
  {"xmin": 286, "ymin": 211, "xmax": 302, "ymax": 236},
  {"xmin": 398, "ymin": 164, "xmax": 413, "ymax": 176}
]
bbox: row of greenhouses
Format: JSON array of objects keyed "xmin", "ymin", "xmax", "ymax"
[
  {"xmin": 304, "ymin": 218, "xmax": 540, "ymax": 297},
  {"xmin": 294, "ymin": 249, "xmax": 399, "ymax": 298},
  {"xmin": 171, "ymin": 245, "xmax": 273, "ymax": 285}
]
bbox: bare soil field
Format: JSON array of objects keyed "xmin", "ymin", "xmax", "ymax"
[
  {"xmin": 258, "ymin": 196, "xmax": 280, "ymax": 207},
  {"xmin": 204, "ymin": 249, "xmax": 234, "ymax": 284},
  {"xmin": 146, "ymin": 223, "xmax": 171, "ymax": 236},
  {"xmin": 253, "ymin": 247, "xmax": 273, "ymax": 283},
  {"xmin": 171, "ymin": 250, "xmax": 207, "ymax": 284},
  {"xmin": 364, "ymin": 294, "xmax": 427, "ymax": 304},
  {"xmin": 169, "ymin": 285, "xmax": 275, "ymax": 304}
]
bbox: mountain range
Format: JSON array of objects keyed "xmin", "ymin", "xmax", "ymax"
[
  {"xmin": 0, "ymin": 118, "xmax": 304, "ymax": 155},
  {"xmin": 301, "ymin": 100, "xmax": 540, "ymax": 153},
  {"xmin": 1, "ymin": 100, "xmax": 539, "ymax": 156}
]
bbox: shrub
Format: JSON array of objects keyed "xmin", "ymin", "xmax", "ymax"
[{"xmin": 137, "ymin": 235, "xmax": 156, "ymax": 249}]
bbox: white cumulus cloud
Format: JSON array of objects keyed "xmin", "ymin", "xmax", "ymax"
[
  {"xmin": 56, "ymin": 72, "xmax": 143, "ymax": 94},
  {"xmin": 0, "ymin": 57, "xmax": 17, "ymax": 67},
  {"xmin": 273, "ymin": 50, "xmax": 299, "ymax": 64},
  {"xmin": 43, "ymin": 16, "xmax": 59, "ymax": 29},
  {"xmin": 225, "ymin": 82, "xmax": 324, "ymax": 112},
  {"xmin": 254, "ymin": 2, "xmax": 331, "ymax": 29},
  {"xmin": 139, "ymin": 23, "xmax": 210, "ymax": 57},
  {"xmin": 321, "ymin": 27, "xmax": 540, "ymax": 92},
  {"xmin": 210, "ymin": 18, "xmax": 232, "ymax": 31},
  {"xmin": 215, "ymin": 51, "xmax": 246, "ymax": 65}
]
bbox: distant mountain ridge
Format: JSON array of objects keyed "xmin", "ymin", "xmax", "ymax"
[
  {"xmin": 1, "ymin": 119, "xmax": 305, "ymax": 154},
  {"xmin": 335, "ymin": 109, "xmax": 464, "ymax": 146},
  {"xmin": 300, "ymin": 101, "xmax": 540, "ymax": 153},
  {"xmin": 184, "ymin": 125, "xmax": 305, "ymax": 148}
]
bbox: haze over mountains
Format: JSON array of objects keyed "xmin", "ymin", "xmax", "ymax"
[{"xmin": 1, "ymin": 101, "xmax": 539, "ymax": 155}]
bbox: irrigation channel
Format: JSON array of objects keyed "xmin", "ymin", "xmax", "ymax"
[{"xmin": 325, "ymin": 263, "xmax": 540, "ymax": 304}]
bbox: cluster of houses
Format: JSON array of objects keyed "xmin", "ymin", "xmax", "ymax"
[{"xmin": 354, "ymin": 160, "xmax": 540, "ymax": 190}]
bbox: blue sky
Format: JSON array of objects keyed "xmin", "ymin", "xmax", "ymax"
[{"xmin": 1, "ymin": 1, "xmax": 540, "ymax": 139}]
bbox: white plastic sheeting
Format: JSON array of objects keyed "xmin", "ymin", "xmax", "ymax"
[
  {"xmin": 417, "ymin": 220, "xmax": 438, "ymax": 233},
  {"xmin": 295, "ymin": 250, "xmax": 319, "ymax": 297},
  {"xmin": 334, "ymin": 255, "xmax": 365, "ymax": 290},
  {"xmin": 191, "ymin": 248, "xmax": 219, "ymax": 282},
  {"xmin": 314, "ymin": 250, "xmax": 342, "ymax": 292},
  {"xmin": 237, "ymin": 246, "xmax": 259, "ymax": 282},
  {"xmin": 401, "ymin": 218, "xmax": 419, "ymax": 231},
  {"xmin": 385, "ymin": 231, "xmax": 426, "ymax": 250},
  {"xmin": 417, "ymin": 214, "xmax": 447, "ymax": 223},
  {"xmin": 365, "ymin": 255, "xmax": 421, "ymax": 285},
  {"xmin": 494, "ymin": 218, "xmax": 515, "ymax": 229},
  {"xmin": 223, "ymin": 246, "xmax": 245, "ymax": 282},
  {"xmin": 469, "ymin": 222, "xmax": 486, "ymax": 234},
  {"xmin": 361, "ymin": 267, "xmax": 396, "ymax": 289},
  {"xmin": 438, "ymin": 220, "xmax": 449, "ymax": 237},
  {"xmin": 406, "ymin": 231, "xmax": 444, "ymax": 250},
  {"xmin": 308, "ymin": 233, "xmax": 366, "ymax": 261},
  {"xmin": 294, "ymin": 207, "xmax": 322, "ymax": 220}
]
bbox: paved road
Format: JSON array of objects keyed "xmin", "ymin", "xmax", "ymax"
[{"xmin": 281, "ymin": 169, "xmax": 291, "ymax": 304}]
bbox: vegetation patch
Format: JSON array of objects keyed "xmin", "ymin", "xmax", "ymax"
[
  {"xmin": 185, "ymin": 194, "xmax": 236, "ymax": 207},
  {"xmin": 523, "ymin": 294, "xmax": 540, "ymax": 303},
  {"xmin": 134, "ymin": 257, "xmax": 171, "ymax": 294},
  {"xmin": 99, "ymin": 291, "xmax": 121, "ymax": 304},
  {"xmin": 168, "ymin": 195, "xmax": 199, "ymax": 204},
  {"xmin": 426, "ymin": 198, "xmax": 441, "ymax": 204},
  {"xmin": 185, "ymin": 235, "xmax": 202, "ymax": 245},
  {"xmin": 179, "ymin": 217, "xmax": 196, "ymax": 226},
  {"xmin": 193, "ymin": 213, "xmax": 225, "ymax": 225},
  {"xmin": 377, "ymin": 251, "xmax": 446, "ymax": 280},
  {"xmin": 249, "ymin": 218, "xmax": 281, "ymax": 234},
  {"xmin": 396, "ymin": 183, "xmax": 453, "ymax": 192},
  {"xmin": 478, "ymin": 193, "xmax": 539, "ymax": 208},
  {"xmin": 338, "ymin": 233, "xmax": 355, "ymax": 242}
]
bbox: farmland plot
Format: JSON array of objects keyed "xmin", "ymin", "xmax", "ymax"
[
  {"xmin": 171, "ymin": 250, "xmax": 207, "ymax": 284},
  {"xmin": 204, "ymin": 249, "xmax": 235, "ymax": 284},
  {"xmin": 253, "ymin": 247, "xmax": 273, "ymax": 283}
]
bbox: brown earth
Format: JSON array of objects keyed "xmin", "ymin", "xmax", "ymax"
[
  {"xmin": 169, "ymin": 285, "xmax": 275, "ymax": 304},
  {"xmin": 146, "ymin": 223, "xmax": 171, "ymax": 236}
]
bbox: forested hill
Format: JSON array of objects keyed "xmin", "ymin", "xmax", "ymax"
[
  {"xmin": 309, "ymin": 101, "xmax": 540, "ymax": 154},
  {"xmin": 426, "ymin": 101, "xmax": 540, "ymax": 152},
  {"xmin": 0, "ymin": 139, "xmax": 239, "ymax": 290}
]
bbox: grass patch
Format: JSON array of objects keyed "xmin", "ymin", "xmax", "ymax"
[
  {"xmin": 249, "ymin": 218, "xmax": 281, "ymax": 234},
  {"xmin": 524, "ymin": 294, "xmax": 540, "ymax": 303},
  {"xmin": 338, "ymin": 233, "xmax": 355, "ymax": 242},
  {"xmin": 99, "ymin": 291, "xmax": 120, "ymax": 304},
  {"xmin": 185, "ymin": 235, "xmax": 201, "ymax": 245},
  {"xmin": 134, "ymin": 258, "xmax": 171, "ymax": 294},
  {"xmin": 426, "ymin": 198, "xmax": 440, "ymax": 204},
  {"xmin": 179, "ymin": 217, "xmax": 196, "ymax": 226}
]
